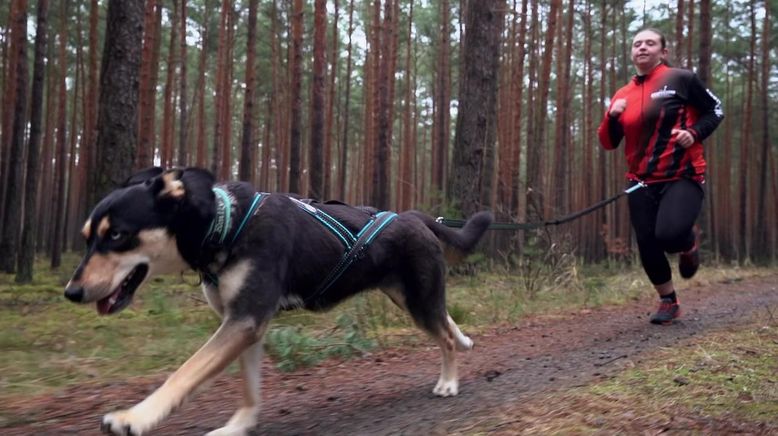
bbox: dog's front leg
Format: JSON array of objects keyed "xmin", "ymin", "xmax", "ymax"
[
  {"xmin": 205, "ymin": 341, "xmax": 264, "ymax": 436},
  {"xmin": 101, "ymin": 319, "xmax": 262, "ymax": 436}
]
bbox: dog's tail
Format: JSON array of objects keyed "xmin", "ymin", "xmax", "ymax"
[{"xmin": 408, "ymin": 210, "xmax": 494, "ymax": 260}]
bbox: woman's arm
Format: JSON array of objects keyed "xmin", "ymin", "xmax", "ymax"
[{"xmin": 685, "ymin": 74, "xmax": 724, "ymax": 142}]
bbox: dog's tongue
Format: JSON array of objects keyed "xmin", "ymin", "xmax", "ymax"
[{"xmin": 96, "ymin": 288, "xmax": 121, "ymax": 315}]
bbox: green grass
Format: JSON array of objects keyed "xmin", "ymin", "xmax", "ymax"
[{"xmin": 0, "ymin": 252, "xmax": 771, "ymax": 401}]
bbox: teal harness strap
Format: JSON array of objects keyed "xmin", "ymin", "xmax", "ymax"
[
  {"xmin": 230, "ymin": 192, "xmax": 264, "ymax": 246},
  {"xmin": 289, "ymin": 197, "xmax": 357, "ymax": 250},
  {"xmin": 305, "ymin": 210, "xmax": 398, "ymax": 303}
]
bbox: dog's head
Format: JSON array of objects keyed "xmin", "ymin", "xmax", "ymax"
[{"xmin": 64, "ymin": 167, "xmax": 215, "ymax": 315}]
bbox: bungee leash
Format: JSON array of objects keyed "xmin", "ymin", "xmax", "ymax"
[{"xmin": 437, "ymin": 181, "xmax": 647, "ymax": 230}]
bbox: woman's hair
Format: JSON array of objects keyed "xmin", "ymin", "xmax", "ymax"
[
  {"xmin": 637, "ymin": 28, "xmax": 667, "ymax": 49},
  {"xmin": 635, "ymin": 27, "xmax": 671, "ymax": 67}
]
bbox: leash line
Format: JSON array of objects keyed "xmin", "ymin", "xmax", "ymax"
[{"xmin": 437, "ymin": 182, "xmax": 646, "ymax": 230}]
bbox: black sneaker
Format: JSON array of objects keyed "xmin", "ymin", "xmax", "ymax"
[
  {"xmin": 679, "ymin": 226, "xmax": 700, "ymax": 279},
  {"xmin": 650, "ymin": 298, "xmax": 681, "ymax": 325}
]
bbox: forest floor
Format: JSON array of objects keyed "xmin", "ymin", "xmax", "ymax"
[{"xmin": 2, "ymin": 273, "xmax": 778, "ymax": 435}]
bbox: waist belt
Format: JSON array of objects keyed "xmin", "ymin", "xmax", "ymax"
[{"xmin": 289, "ymin": 197, "xmax": 398, "ymax": 301}]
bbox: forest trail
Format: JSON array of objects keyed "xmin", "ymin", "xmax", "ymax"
[{"xmin": 3, "ymin": 274, "xmax": 778, "ymax": 435}]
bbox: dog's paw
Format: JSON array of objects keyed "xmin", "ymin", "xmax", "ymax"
[
  {"xmin": 101, "ymin": 410, "xmax": 151, "ymax": 436},
  {"xmin": 205, "ymin": 407, "xmax": 257, "ymax": 436},
  {"xmin": 205, "ymin": 425, "xmax": 253, "ymax": 436},
  {"xmin": 432, "ymin": 378, "xmax": 459, "ymax": 397}
]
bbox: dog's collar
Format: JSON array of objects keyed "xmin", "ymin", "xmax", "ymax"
[
  {"xmin": 202, "ymin": 187, "xmax": 233, "ymax": 246},
  {"xmin": 200, "ymin": 188, "xmax": 266, "ymax": 287},
  {"xmin": 202, "ymin": 188, "xmax": 265, "ymax": 248}
]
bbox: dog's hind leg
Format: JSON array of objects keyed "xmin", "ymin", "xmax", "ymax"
[
  {"xmin": 400, "ymin": 263, "xmax": 472, "ymax": 397},
  {"xmin": 100, "ymin": 319, "xmax": 267, "ymax": 436},
  {"xmin": 205, "ymin": 341, "xmax": 264, "ymax": 436}
]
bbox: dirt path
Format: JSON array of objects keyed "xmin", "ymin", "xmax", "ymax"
[{"xmin": 4, "ymin": 274, "xmax": 778, "ymax": 435}]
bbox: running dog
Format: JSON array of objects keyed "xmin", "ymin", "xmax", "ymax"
[{"xmin": 64, "ymin": 167, "xmax": 493, "ymax": 435}]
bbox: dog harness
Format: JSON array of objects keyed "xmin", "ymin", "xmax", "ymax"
[
  {"xmin": 200, "ymin": 188, "xmax": 398, "ymax": 298},
  {"xmin": 288, "ymin": 197, "xmax": 398, "ymax": 301}
]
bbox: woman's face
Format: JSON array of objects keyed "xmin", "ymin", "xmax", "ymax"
[{"xmin": 631, "ymin": 30, "xmax": 667, "ymax": 74}]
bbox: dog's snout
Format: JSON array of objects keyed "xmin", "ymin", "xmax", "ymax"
[{"xmin": 64, "ymin": 285, "xmax": 85, "ymax": 303}]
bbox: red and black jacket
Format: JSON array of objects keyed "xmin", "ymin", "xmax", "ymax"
[{"xmin": 597, "ymin": 63, "xmax": 724, "ymax": 184}]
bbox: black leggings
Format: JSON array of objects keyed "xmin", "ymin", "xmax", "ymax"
[{"xmin": 628, "ymin": 178, "xmax": 704, "ymax": 285}]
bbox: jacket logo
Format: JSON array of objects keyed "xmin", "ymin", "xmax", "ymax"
[{"xmin": 650, "ymin": 85, "xmax": 677, "ymax": 99}]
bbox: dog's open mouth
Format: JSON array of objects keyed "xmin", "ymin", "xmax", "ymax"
[{"xmin": 96, "ymin": 264, "xmax": 149, "ymax": 315}]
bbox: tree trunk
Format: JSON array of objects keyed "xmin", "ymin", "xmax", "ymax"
[
  {"xmin": 324, "ymin": 0, "xmax": 339, "ymax": 199},
  {"xmin": 432, "ymin": 0, "xmax": 451, "ymax": 198},
  {"xmin": 338, "ymin": 0, "xmax": 355, "ymax": 201},
  {"xmin": 239, "ymin": 0, "xmax": 259, "ymax": 182},
  {"xmin": 697, "ymin": 0, "xmax": 711, "ymax": 83},
  {"xmin": 448, "ymin": 0, "xmax": 504, "ymax": 216},
  {"xmin": 211, "ymin": 0, "xmax": 231, "ymax": 177},
  {"xmin": 739, "ymin": 2, "xmax": 755, "ymax": 261},
  {"xmin": 0, "ymin": 1, "xmax": 22, "ymax": 236},
  {"xmin": 289, "ymin": 0, "xmax": 303, "ymax": 194},
  {"xmin": 397, "ymin": 1, "xmax": 414, "ymax": 212},
  {"xmin": 674, "ymin": 0, "xmax": 685, "ymax": 67},
  {"xmin": 551, "ymin": 0, "xmax": 574, "ymax": 216},
  {"xmin": 161, "ymin": 0, "xmax": 179, "ymax": 169},
  {"xmin": 177, "ymin": 0, "xmax": 188, "ymax": 166},
  {"xmin": 136, "ymin": 0, "xmax": 160, "ymax": 170},
  {"xmin": 219, "ymin": 5, "xmax": 235, "ymax": 180},
  {"xmin": 16, "ymin": 0, "xmax": 48, "ymax": 282},
  {"xmin": 686, "ymin": 0, "xmax": 695, "ymax": 70},
  {"xmin": 0, "ymin": 0, "xmax": 28, "ymax": 273},
  {"xmin": 753, "ymin": 0, "xmax": 771, "ymax": 261},
  {"xmin": 37, "ymin": 41, "xmax": 57, "ymax": 253},
  {"xmin": 91, "ymin": 0, "xmax": 144, "ymax": 206},
  {"xmin": 50, "ymin": 0, "xmax": 69, "ymax": 269},
  {"xmin": 81, "ymin": 0, "xmax": 100, "ymax": 220},
  {"xmin": 195, "ymin": 2, "xmax": 209, "ymax": 168},
  {"xmin": 309, "ymin": 0, "xmax": 326, "ymax": 199},
  {"xmin": 373, "ymin": 0, "xmax": 394, "ymax": 209},
  {"xmin": 526, "ymin": 0, "xmax": 560, "ymax": 221}
]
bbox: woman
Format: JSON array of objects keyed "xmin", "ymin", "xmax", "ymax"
[{"xmin": 597, "ymin": 28, "xmax": 723, "ymax": 325}]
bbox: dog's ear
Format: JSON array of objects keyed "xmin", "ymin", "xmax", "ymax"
[
  {"xmin": 150, "ymin": 167, "xmax": 215, "ymax": 203},
  {"xmin": 155, "ymin": 169, "xmax": 187, "ymax": 200},
  {"xmin": 123, "ymin": 167, "xmax": 164, "ymax": 187},
  {"xmin": 178, "ymin": 167, "xmax": 216, "ymax": 211}
]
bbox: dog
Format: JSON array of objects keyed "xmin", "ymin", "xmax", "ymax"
[{"xmin": 64, "ymin": 167, "xmax": 493, "ymax": 435}]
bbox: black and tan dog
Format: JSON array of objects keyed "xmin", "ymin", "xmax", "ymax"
[{"xmin": 64, "ymin": 167, "xmax": 493, "ymax": 435}]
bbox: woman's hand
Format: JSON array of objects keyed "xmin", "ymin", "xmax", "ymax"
[
  {"xmin": 609, "ymin": 99, "xmax": 627, "ymax": 118},
  {"xmin": 671, "ymin": 128, "xmax": 695, "ymax": 148}
]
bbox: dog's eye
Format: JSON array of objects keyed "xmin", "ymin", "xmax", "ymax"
[{"xmin": 109, "ymin": 230, "xmax": 124, "ymax": 241}]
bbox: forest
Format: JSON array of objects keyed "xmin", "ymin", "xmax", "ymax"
[{"xmin": 0, "ymin": 0, "xmax": 775, "ymax": 284}]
